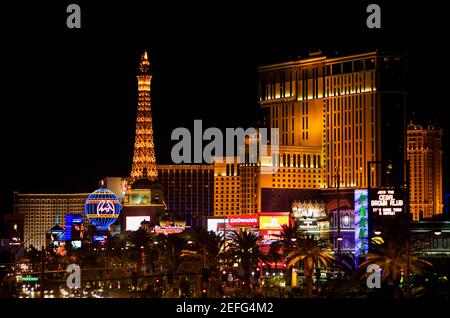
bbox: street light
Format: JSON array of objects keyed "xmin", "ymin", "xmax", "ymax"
[
  {"xmin": 434, "ymin": 231, "xmax": 442, "ymax": 236},
  {"xmin": 374, "ymin": 231, "xmax": 382, "ymax": 236}
]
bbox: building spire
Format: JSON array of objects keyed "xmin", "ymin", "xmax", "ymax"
[
  {"xmin": 139, "ymin": 50, "xmax": 150, "ymax": 74},
  {"xmin": 130, "ymin": 50, "xmax": 158, "ymax": 183}
]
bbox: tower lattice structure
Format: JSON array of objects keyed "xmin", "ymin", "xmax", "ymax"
[{"xmin": 130, "ymin": 50, "xmax": 158, "ymax": 183}]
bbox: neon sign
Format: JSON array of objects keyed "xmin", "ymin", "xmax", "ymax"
[
  {"xmin": 97, "ymin": 200, "xmax": 115, "ymax": 214},
  {"xmin": 228, "ymin": 215, "xmax": 259, "ymax": 227},
  {"xmin": 291, "ymin": 200, "xmax": 327, "ymax": 219},
  {"xmin": 354, "ymin": 189, "xmax": 369, "ymax": 257},
  {"xmin": 259, "ymin": 215, "xmax": 289, "ymax": 230},
  {"xmin": 84, "ymin": 188, "xmax": 121, "ymax": 229},
  {"xmin": 370, "ymin": 189, "xmax": 404, "ymax": 216}
]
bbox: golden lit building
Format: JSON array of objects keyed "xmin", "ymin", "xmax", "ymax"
[
  {"xmin": 407, "ymin": 121, "xmax": 443, "ymax": 220},
  {"xmin": 214, "ymin": 51, "xmax": 407, "ymax": 218},
  {"xmin": 258, "ymin": 51, "xmax": 407, "ymax": 190},
  {"xmin": 213, "ymin": 158, "xmax": 241, "ymax": 216},
  {"xmin": 14, "ymin": 192, "xmax": 89, "ymax": 251}
]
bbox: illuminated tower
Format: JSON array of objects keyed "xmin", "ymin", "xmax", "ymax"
[
  {"xmin": 123, "ymin": 51, "xmax": 166, "ymax": 231},
  {"xmin": 130, "ymin": 50, "xmax": 158, "ymax": 183}
]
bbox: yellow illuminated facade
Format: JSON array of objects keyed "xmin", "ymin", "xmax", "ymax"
[
  {"xmin": 213, "ymin": 51, "xmax": 407, "ymax": 217},
  {"xmin": 407, "ymin": 121, "xmax": 443, "ymax": 220},
  {"xmin": 213, "ymin": 158, "xmax": 241, "ymax": 216},
  {"xmin": 258, "ymin": 52, "xmax": 396, "ymax": 190},
  {"xmin": 15, "ymin": 192, "xmax": 89, "ymax": 251}
]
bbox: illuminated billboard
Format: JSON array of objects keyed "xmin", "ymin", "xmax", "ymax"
[
  {"xmin": 228, "ymin": 215, "xmax": 259, "ymax": 227},
  {"xmin": 369, "ymin": 188, "xmax": 404, "ymax": 216},
  {"xmin": 126, "ymin": 216, "xmax": 150, "ymax": 231},
  {"xmin": 259, "ymin": 213, "xmax": 290, "ymax": 248},
  {"xmin": 65, "ymin": 214, "xmax": 83, "ymax": 241},
  {"xmin": 154, "ymin": 225, "xmax": 186, "ymax": 235},
  {"xmin": 291, "ymin": 200, "xmax": 327, "ymax": 219},
  {"xmin": 354, "ymin": 189, "xmax": 369, "ymax": 257},
  {"xmin": 259, "ymin": 215, "xmax": 289, "ymax": 230},
  {"xmin": 129, "ymin": 189, "xmax": 151, "ymax": 205},
  {"xmin": 291, "ymin": 200, "xmax": 329, "ymax": 231}
]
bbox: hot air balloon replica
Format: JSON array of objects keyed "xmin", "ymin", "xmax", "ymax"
[{"xmin": 84, "ymin": 188, "xmax": 121, "ymax": 242}]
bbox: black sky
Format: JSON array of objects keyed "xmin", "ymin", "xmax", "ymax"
[{"xmin": 1, "ymin": 1, "xmax": 449, "ymax": 215}]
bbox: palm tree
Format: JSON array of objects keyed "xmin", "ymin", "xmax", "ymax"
[
  {"xmin": 127, "ymin": 228, "xmax": 158, "ymax": 272},
  {"xmin": 286, "ymin": 235, "xmax": 334, "ymax": 298},
  {"xmin": 359, "ymin": 237, "xmax": 432, "ymax": 297},
  {"xmin": 270, "ymin": 223, "xmax": 302, "ymax": 286},
  {"xmin": 183, "ymin": 227, "xmax": 224, "ymax": 296},
  {"xmin": 228, "ymin": 231, "xmax": 259, "ymax": 293},
  {"xmin": 183, "ymin": 226, "xmax": 224, "ymax": 270},
  {"xmin": 321, "ymin": 252, "xmax": 369, "ymax": 298}
]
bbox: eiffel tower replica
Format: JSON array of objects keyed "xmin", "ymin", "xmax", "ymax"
[{"xmin": 122, "ymin": 50, "xmax": 166, "ymax": 231}]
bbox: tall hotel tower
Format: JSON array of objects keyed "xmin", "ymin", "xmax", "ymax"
[
  {"xmin": 212, "ymin": 51, "xmax": 408, "ymax": 217},
  {"xmin": 257, "ymin": 50, "xmax": 406, "ymax": 188},
  {"xmin": 407, "ymin": 121, "xmax": 443, "ymax": 220}
]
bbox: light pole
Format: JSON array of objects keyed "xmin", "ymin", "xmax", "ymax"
[
  {"xmin": 403, "ymin": 159, "xmax": 411, "ymax": 298},
  {"xmin": 332, "ymin": 169, "xmax": 341, "ymax": 255},
  {"xmin": 13, "ymin": 232, "xmax": 50, "ymax": 298}
]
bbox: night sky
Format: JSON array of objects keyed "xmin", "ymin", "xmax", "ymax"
[{"xmin": 1, "ymin": 1, "xmax": 448, "ymax": 217}]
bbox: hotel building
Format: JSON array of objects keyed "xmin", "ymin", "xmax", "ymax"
[
  {"xmin": 213, "ymin": 50, "xmax": 408, "ymax": 217},
  {"xmin": 158, "ymin": 165, "xmax": 214, "ymax": 227},
  {"xmin": 407, "ymin": 121, "xmax": 443, "ymax": 220},
  {"xmin": 14, "ymin": 192, "xmax": 89, "ymax": 251}
]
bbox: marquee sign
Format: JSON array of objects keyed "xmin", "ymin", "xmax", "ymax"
[
  {"xmin": 291, "ymin": 200, "xmax": 327, "ymax": 219},
  {"xmin": 369, "ymin": 188, "xmax": 404, "ymax": 216}
]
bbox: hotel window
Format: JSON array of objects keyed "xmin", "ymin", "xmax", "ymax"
[
  {"xmin": 365, "ymin": 58, "xmax": 375, "ymax": 70},
  {"xmin": 354, "ymin": 60, "xmax": 362, "ymax": 72},
  {"xmin": 343, "ymin": 61, "xmax": 352, "ymax": 74},
  {"xmin": 332, "ymin": 64, "xmax": 341, "ymax": 75}
]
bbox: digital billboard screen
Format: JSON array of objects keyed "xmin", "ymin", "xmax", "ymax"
[
  {"xmin": 369, "ymin": 188, "xmax": 404, "ymax": 216},
  {"xmin": 126, "ymin": 216, "xmax": 150, "ymax": 231}
]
